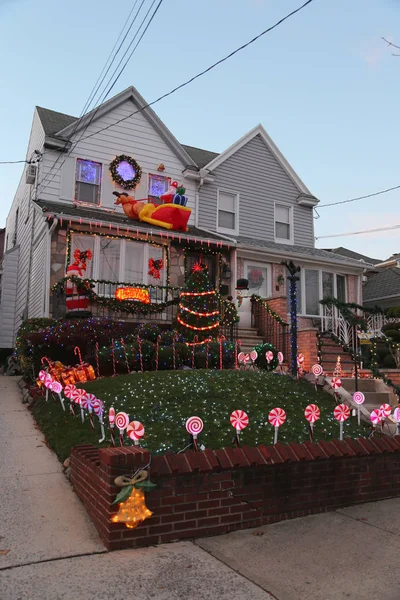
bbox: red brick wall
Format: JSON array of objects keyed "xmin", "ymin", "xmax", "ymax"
[
  {"xmin": 265, "ymin": 296, "xmax": 288, "ymax": 321},
  {"xmin": 71, "ymin": 438, "xmax": 400, "ymax": 551},
  {"xmin": 297, "ymin": 328, "xmax": 319, "ymax": 370}
]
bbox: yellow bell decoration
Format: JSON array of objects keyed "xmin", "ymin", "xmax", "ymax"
[
  {"xmin": 111, "ymin": 471, "xmax": 153, "ymax": 530},
  {"xmin": 111, "ymin": 488, "xmax": 152, "ymax": 529}
]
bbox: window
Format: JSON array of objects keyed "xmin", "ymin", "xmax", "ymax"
[
  {"xmin": 337, "ymin": 275, "xmax": 346, "ymax": 303},
  {"xmin": 275, "ymin": 204, "xmax": 292, "ymax": 242},
  {"xmin": 305, "ymin": 269, "xmax": 319, "ymax": 315},
  {"xmin": 217, "ymin": 190, "xmax": 238, "ymax": 234},
  {"xmin": 148, "ymin": 174, "xmax": 170, "ymax": 205},
  {"xmin": 75, "ymin": 159, "xmax": 102, "ymax": 205},
  {"xmin": 322, "ymin": 272, "xmax": 334, "ymax": 299}
]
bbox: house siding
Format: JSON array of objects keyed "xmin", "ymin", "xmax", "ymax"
[
  {"xmin": 198, "ymin": 134, "xmax": 314, "ymax": 247},
  {"xmin": 2, "ymin": 109, "xmax": 46, "ymax": 344},
  {"xmin": 28, "ymin": 233, "xmax": 47, "ymax": 318},
  {"xmin": 0, "ymin": 247, "xmax": 20, "ymax": 348},
  {"xmin": 39, "ymin": 99, "xmax": 197, "ymax": 219}
]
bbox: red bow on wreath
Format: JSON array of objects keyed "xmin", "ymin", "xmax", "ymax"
[{"xmin": 148, "ymin": 258, "xmax": 163, "ymax": 279}]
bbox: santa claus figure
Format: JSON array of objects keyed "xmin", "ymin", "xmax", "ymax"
[
  {"xmin": 65, "ymin": 249, "xmax": 92, "ymax": 313},
  {"xmin": 159, "ymin": 181, "xmax": 178, "ymax": 204}
]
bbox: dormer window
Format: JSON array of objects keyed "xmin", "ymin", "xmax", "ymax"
[
  {"xmin": 275, "ymin": 203, "xmax": 293, "ymax": 244},
  {"xmin": 75, "ymin": 159, "xmax": 102, "ymax": 205}
]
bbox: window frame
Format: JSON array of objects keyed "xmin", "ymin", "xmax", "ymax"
[
  {"xmin": 295, "ymin": 268, "xmax": 347, "ymax": 317},
  {"xmin": 148, "ymin": 173, "xmax": 171, "ymax": 204},
  {"xmin": 274, "ymin": 202, "xmax": 294, "ymax": 245},
  {"xmin": 75, "ymin": 158, "xmax": 102, "ymax": 206},
  {"xmin": 216, "ymin": 188, "xmax": 239, "ymax": 235}
]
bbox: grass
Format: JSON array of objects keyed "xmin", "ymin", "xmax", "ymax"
[{"xmin": 32, "ymin": 370, "xmax": 370, "ymax": 463}]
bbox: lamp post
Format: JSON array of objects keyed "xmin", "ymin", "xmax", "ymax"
[{"xmin": 282, "ymin": 260, "xmax": 300, "ymax": 378}]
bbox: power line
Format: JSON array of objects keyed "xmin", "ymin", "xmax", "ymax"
[
  {"xmin": 318, "ymin": 184, "xmax": 400, "ymax": 208},
  {"xmin": 37, "ymin": 0, "xmax": 315, "ymax": 197},
  {"xmin": 0, "ymin": 160, "xmax": 29, "ymax": 165},
  {"xmin": 316, "ymin": 223, "xmax": 400, "ymax": 240},
  {"xmin": 37, "ymin": 0, "xmax": 160, "ymax": 197}
]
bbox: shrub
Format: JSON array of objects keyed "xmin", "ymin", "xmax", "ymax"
[{"xmin": 387, "ymin": 306, "xmax": 400, "ymax": 317}]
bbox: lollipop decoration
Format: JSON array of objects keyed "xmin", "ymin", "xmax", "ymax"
[
  {"xmin": 304, "ymin": 404, "xmax": 320, "ymax": 440},
  {"xmin": 81, "ymin": 393, "xmax": 98, "ymax": 431},
  {"xmin": 50, "ymin": 380, "xmax": 64, "ymax": 411},
  {"xmin": 331, "ymin": 377, "xmax": 342, "ymax": 402},
  {"xmin": 43, "ymin": 374, "xmax": 54, "ymax": 402},
  {"xmin": 311, "ymin": 364, "xmax": 323, "ymax": 391},
  {"xmin": 297, "ymin": 353, "xmax": 305, "ymax": 379},
  {"xmin": 268, "ymin": 407, "xmax": 286, "ymax": 444},
  {"xmin": 250, "ymin": 349, "xmax": 258, "ymax": 366},
  {"xmin": 265, "ymin": 351, "xmax": 274, "ymax": 364},
  {"xmin": 109, "ymin": 407, "xmax": 116, "ymax": 446},
  {"xmin": 394, "ymin": 406, "xmax": 400, "ymax": 435},
  {"xmin": 235, "ymin": 340, "xmax": 242, "ymax": 370},
  {"xmin": 93, "ymin": 398, "xmax": 105, "ymax": 442},
  {"xmin": 186, "ymin": 416, "xmax": 204, "ymax": 451},
  {"xmin": 353, "ymin": 391, "xmax": 365, "ymax": 426},
  {"xmin": 379, "ymin": 403, "xmax": 391, "ymax": 432},
  {"xmin": 74, "ymin": 388, "xmax": 88, "ymax": 423},
  {"xmin": 230, "ymin": 410, "xmax": 249, "ymax": 447},
  {"xmin": 334, "ymin": 403, "xmax": 350, "ymax": 440},
  {"xmin": 115, "ymin": 412, "xmax": 130, "ymax": 446},
  {"xmin": 277, "ymin": 351, "xmax": 284, "ymax": 374},
  {"xmin": 64, "ymin": 384, "xmax": 77, "ymax": 415},
  {"xmin": 38, "ymin": 370, "xmax": 47, "ymax": 382},
  {"xmin": 126, "ymin": 421, "xmax": 145, "ymax": 446},
  {"xmin": 370, "ymin": 409, "xmax": 382, "ymax": 428}
]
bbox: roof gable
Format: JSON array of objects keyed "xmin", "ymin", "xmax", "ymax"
[
  {"xmin": 36, "ymin": 107, "xmax": 77, "ymax": 136},
  {"xmin": 363, "ymin": 268, "xmax": 400, "ymax": 301},
  {"xmin": 55, "ymin": 86, "xmax": 197, "ymax": 168},
  {"xmin": 181, "ymin": 144, "xmax": 219, "ymax": 169},
  {"xmin": 202, "ymin": 124, "xmax": 314, "ymax": 197}
]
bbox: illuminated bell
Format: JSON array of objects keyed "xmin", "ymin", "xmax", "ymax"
[{"xmin": 111, "ymin": 488, "xmax": 152, "ymax": 529}]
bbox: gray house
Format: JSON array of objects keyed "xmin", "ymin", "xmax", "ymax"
[{"xmin": 1, "ymin": 85, "xmax": 366, "ymax": 367}]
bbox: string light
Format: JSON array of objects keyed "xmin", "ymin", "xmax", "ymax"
[
  {"xmin": 179, "ymin": 305, "xmax": 219, "ymax": 317},
  {"xmin": 177, "ymin": 315, "xmax": 219, "ymax": 331},
  {"xmin": 115, "ymin": 287, "xmax": 151, "ymax": 303},
  {"xmin": 181, "ymin": 290, "xmax": 215, "ymax": 297}
]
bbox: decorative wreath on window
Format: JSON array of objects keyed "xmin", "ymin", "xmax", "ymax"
[{"xmin": 109, "ymin": 155, "xmax": 142, "ymax": 190}]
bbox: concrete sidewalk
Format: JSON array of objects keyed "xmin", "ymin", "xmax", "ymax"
[{"xmin": 2, "ymin": 376, "xmax": 400, "ymax": 600}]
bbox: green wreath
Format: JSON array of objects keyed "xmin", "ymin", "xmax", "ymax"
[
  {"xmin": 109, "ymin": 154, "xmax": 142, "ymax": 190},
  {"xmin": 254, "ymin": 342, "xmax": 279, "ymax": 371}
]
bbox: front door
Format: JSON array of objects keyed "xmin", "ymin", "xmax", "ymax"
[{"xmin": 237, "ymin": 262, "xmax": 271, "ymax": 328}]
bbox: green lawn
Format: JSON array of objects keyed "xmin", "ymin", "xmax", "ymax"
[{"xmin": 32, "ymin": 370, "xmax": 369, "ymax": 462}]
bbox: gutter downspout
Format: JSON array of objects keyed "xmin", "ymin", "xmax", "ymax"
[{"xmin": 44, "ymin": 218, "xmax": 58, "ymax": 317}]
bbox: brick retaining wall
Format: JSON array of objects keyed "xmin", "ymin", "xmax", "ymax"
[{"xmin": 70, "ymin": 438, "xmax": 400, "ymax": 550}]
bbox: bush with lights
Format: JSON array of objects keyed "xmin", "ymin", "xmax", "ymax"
[{"xmin": 254, "ymin": 342, "xmax": 279, "ymax": 371}]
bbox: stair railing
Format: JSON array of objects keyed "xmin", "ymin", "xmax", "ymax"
[{"xmin": 321, "ymin": 304, "xmax": 354, "ymax": 348}]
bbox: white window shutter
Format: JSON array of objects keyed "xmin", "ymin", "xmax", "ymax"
[{"xmin": 60, "ymin": 157, "xmax": 76, "ymax": 201}]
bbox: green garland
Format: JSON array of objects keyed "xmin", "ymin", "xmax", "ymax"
[
  {"xmin": 53, "ymin": 276, "xmax": 179, "ymax": 316},
  {"xmin": 370, "ymin": 340, "xmax": 400, "ymax": 397},
  {"xmin": 320, "ymin": 297, "xmax": 385, "ymax": 330},
  {"xmin": 250, "ymin": 295, "xmax": 287, "ymax": 325},
  {"xmin": 109, "ymin": 155, "xmax": 142, "ymax": 189}
]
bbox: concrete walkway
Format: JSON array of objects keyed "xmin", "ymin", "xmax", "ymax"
[{"xmin": 2, "ymin": 376, "xmax": 400, "ymax": 600}]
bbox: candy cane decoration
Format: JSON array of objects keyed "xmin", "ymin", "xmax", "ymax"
[
  {"xmin": 186, "ymin": 416, "xmax": 204, "ymax": 451},
  {"xmin": 115, "ymin": 412, "xmax": 129, "ymax": 446},
  {"xmin": 41, "ymin": 356, "xmax": 52, "ymax": 369},
  {"xmin": 235, "ymin": 340, "xmax": 242, "ymax": 370},
  {"xmin": 230, "ymin": 410, "xmax": 248, "ymax": 447},
  {"xmin": 74, "ymin": 346, "xmax": 83, "ymax": 367},
  {"xmin": 137, "ymin": 335, "xmax": 144, "ymax": 372},
  {"xmin": 95, "ymin": 341, "xmax": 100, "ymax": 378},
  {"xmin": 172, "ymin": 335, "xmax": 176, "ymax": 371},
  {"xmin": 353, "ymin": 391, "xmax": 365, "ymax": 426},
  {"xmin": 108, "ymin": 406, "xmax": 116, "ymax": 446},
  {"xmin": 304, "ymin": 404, "xmax": 320, "ymax": 440},
  {"xmin": 156, "ymin": 335, "xmax": 161, "ymax": 371},
  {"xmin": 126, "ymin": 420, "xmax": 145, "ymax": 446},
  {"xmin": 120, "ymin": 338, "xmax": 130, "ymax": 374},
  {"xmin": 205, "ymin": 338, "xmax": 210, "ymax": 369},
  {"xmin": 219, "ymin": 335, "xmax": 225, "ymax": 370},
  {"xmin": 334, "ymin": 403, "xmax": 350, "ymax": 440},
  {"xmin": 268, "ymin": 408, "xmax": 286, "ymax": 444},
  {"xmin": 111, "ymin": 339, "xmax": 117, "ymax": 377}
]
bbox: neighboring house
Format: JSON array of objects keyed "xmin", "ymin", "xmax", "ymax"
[
  {"xmin": 363, "ymin": 254, "xmax": 400, "ymax": 309},
  {"xmin": 0, "ymin": 85, "xmax": 367, "ymax": 366}
]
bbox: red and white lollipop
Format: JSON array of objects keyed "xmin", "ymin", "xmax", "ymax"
[
  {"xmin": 50, "ymin": 380, "xmax": 65, "ymax": 411},
  {"xmin": 186, "ymin": 416, "xmax": 204, "ymax": 439},
  {"xmin": 64, "ymin": 384, "xmax": 77, "ymax": 399},
  {"xmin": 115, "ymin": 411, "xmax": 130, "ymax": 446},
  {"xmin": 74, "ymin": 388, "xmax": 88, "ymax": 423},
  {"xmin": 353, "ymin": 391, "xmax": 365, "ymax": 426},
  {"xmin": 38, "ymin": 370, "xmax": 47, "ymax": 382},
  {"xmin": 230, "ymin": 410, "xmax": 249, "ymax": 433},
  {"xmin": 305, "ymin": 404, "xmax": 320, "ymax": 424},
  {"xmin": 265, "ymin": 351, "xmax": 274, "ymax": 364},
  {"xmin": 311, "ymin": 364, "xmax": 323, "ymax": 377},
  {"xmin": 379, "ymin": 403, "xmax": 391, "ymax": 419},
  {"xmin": 334, "ymin": 403, "xmax": 350, "ymax": 440},
  {"xmin": 44, "ymin": 374, "xmax": 54, "ymax": 389},
  {"xmin": 250, "ymin": 350, "xmax": 258, "ymax": 362},
  {"xmin": 237, "ymin": 352, "xmax": 246, "ymax": 364},
  {"xmin": 331, "ymin": 377, "xmax": 342, "ymax": 390},
  {"xmin": 370, "ymin": 409, "xmax": 382, "ymax": 426},
  {"xmin": 126, "ymin": 420, "xmax": 145, "ymax": 445},
  {"xmin": 108, "ymin": 407, "xmax": 116, "ymax": 446},
  {"xmin": 268, "ymin": 408, "xmax": 286, "ymax": 444},
  {"xmin": 277, "ymin": 352, "xmax": 284, "ymax": 364}
]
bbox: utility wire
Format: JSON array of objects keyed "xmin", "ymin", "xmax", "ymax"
[
  {"xmin": 316, "ymin": 223, "xmax": 400, "ymax": 240},
  {"xmin": 37, "ymin": 0, "xmax": 161, "ymax": 197},
  {"xmin": 0, "ymin": 160, "xmax": 29, "ymax": 165},
  {"xmin": 37, "ymin": 0, "xmax": 314, "ymax": 197},
  {"xmin": 318, "ymin": 184, "xmax": 400, "ymax": 208}
]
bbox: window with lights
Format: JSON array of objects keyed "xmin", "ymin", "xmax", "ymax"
[{"xmin": 75, "ymin": 159, "xmax": 102, "ymax": 205}]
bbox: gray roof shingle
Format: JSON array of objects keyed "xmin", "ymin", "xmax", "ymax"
[
  {"xmin": 237, "ymin": 236, "xmax": 369, "ymax": 269},
  {"xmin": 175, "ymin": 144, "xmax": 218, "ymax": 169},
  {"xmin": 36, "ymin": 106, "xmax": 77, "ymax": 136},
  {"xmin": 326, "ymin": 247, "xmax": 382, "ymax": 265},
  {"xmin": 363, "ymin": 268, "xmax": 400, "ymax": 301}
]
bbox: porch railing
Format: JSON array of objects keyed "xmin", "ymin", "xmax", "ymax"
[{"xmin": 251, "ymin": 296, "xmax": 290, "ymax": 359}]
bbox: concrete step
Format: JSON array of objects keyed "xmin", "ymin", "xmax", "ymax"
[
  {"xmin": 238, "ymin": 328, "xmax": 260, "ymax": 335},
  {"xmin": 238, "ymin": 336, "xmax": 265, "ymax": 345},
  {"xmin": 340, "ymin": 379, "xmax": 379, "ymax": 393}
]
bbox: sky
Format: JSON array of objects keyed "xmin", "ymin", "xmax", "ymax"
[{"xmin": 1, "ymin": 0, "xmax": 400, "ymax": 260}]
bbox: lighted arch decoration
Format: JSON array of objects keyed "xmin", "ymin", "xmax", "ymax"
[{"xmin": 109, "ymin": 155, "xmax": 142, "ymax": 190}]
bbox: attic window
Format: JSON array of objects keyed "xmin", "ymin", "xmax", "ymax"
[
  {"xmin": 148, "ymin": 174, "xmax": 170, "ymax": 204},
  {"xmin": 75, "ymin": 159, "xmax": 102, "ymax": 205}
]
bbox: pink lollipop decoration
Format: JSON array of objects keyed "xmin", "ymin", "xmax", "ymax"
[
  {"xmin": 108, "ymin": 407, "xmax": 116, "ymax": 446},
  {"xmin": 81, "ymin": 393, "xmax": 98, "ymax": 431},
  {"xmin": 126, "ymin": 420, "xmax": 145, "ymax": 445},
  {"xmin": 238, "ymin": 352, "xmax": 246, "ymax": 364},
  {"xmin": 115, "ymin": 411, "xmax": 130, "ymax": 446},
  {"xmin": 311, "ymin": 364, "xmax": 323, "ymax": 376},
  {"xmin": 268, "ymin": 408, "xmax": 286, "ymax": 444},
  {"xmin": 265, "ymin": 351, "xmax": 274, "ymax": 363},
  {"xmin": 370, "ymin": 409, "xmax": 382, "ymax": 426},
  {"xmin": 230, "ymin": 410, "xmax": 248, "ymax": 446},
  {"xmin": 243, "ymin": 354, "xmax": 251, "ymax": 364},
  {"xmin": 44, "ymin": 374, "xmax": 54, "ymax": 389},
  {"xmin": 38, "ymin": 370, "xmax": 47, "ymax": 382},
  {"xmin": 277, "ymin": 352, "xmax": 284, "ymax": 364},
  {"xmin": 92, "ymin": 398, "xmax": 104, "ymax": 417},
  {"xmin": 353, "ymin": 391, "xmax": 365, "ymax": 426},
  {"xmin": 250, "ymin": 350, "xmax": 258, "ymax": 362},
  {"xmin": 334, "ymin": 403, "xmax": 350, "ymax": 440},
  {"xmin": 297, "ymin": 353, "xmax": 305, "ymax": 365},
  {"xmin": 73, "ymin": 388, "xmax": 88, "ymax": 423},
  {"xmin": 64, "ymin": 384, "xmax": 76, "ymax": 399},
  {"xmin": 394, "ymin": 407, "xmax": 400, "ymax": 434},
  {"xmin": 50, "ymin": 380, "xmax": 65, "ymax": 411},
  {"xmin": 186, "ymin": 416, "xmax": 204, "ymax": 437}
]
